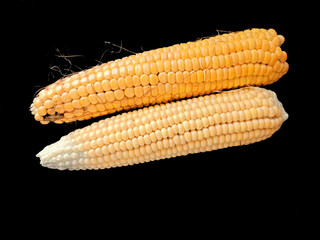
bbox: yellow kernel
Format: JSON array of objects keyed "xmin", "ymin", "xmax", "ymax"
[
  {"xmin": 150, "ymin": 74, "xmax": 159, "ymax": 85},
  {"xmin": 86, "ymin": 84, "xmax": 95, "ymax": 94},
  {"xmin": 79, "ymin": 97, "xmax": 90, "ymax": 107},
  {"xmin": 119, "ymin": 66, "xmax": 127, "ymax": 77},
  {"xmin": 124, "ymin": 76, "xmax": 133, "ymax": 88},
  {"xmin": 140, "ymin": 74, "xmax": 149, "ymax": 86},
  {"xmin": 135, "ymin": 64, "xmax": 143, "ymax": 75},
  {"xmin": 101, "ymin": 80, "xmax": 111, "ymax": 91},
  {"xmin": 159, "ymin": 72, "xmax": 168, "ymax": 83},
  {"xmin": 150, "ymin": 62, "xmax": 158, "ymax": 74},
  {"xmin": 126, "ymin": 64, "xmax": 134, "ymax": 76},
  {"xmin": 156, "ymin": 60, "xmax": 164, "ymax": 72},
  {"xmin": 114, "ymin": 90, "xmax": 124, "ymax": 100},
  {"xmin": 63, "ymin": 83, "xmax": 72, "ymax": 92},
  {"xmin": 164, "ymin": 60, "xmax": 171, "ymax": 72},
  {"xmin": 88, "ymin": 94, "xmax": 98, "ymax": 104},
  {"xmin": 55, "ymin": 104, "xmax": 65, "ymax": 114},
  {"xmin": 115, "ymin": 78, "xmax": 125, "ymax": 90},
  {"xmin": 124, "ymin": 88, "xmax": 134, "ymax": 98},
  {"xmin": 176, "ymin": 71, "xmax": 184, "ymax": 84},
  {"xmin": 143, "ymin": 86, "xmax": 151, "ymax": 97},
  {"xmin": 184, "ymin": 59, "xmax": 192, "ymax": 71},
  {"xmin": 150, "ymin": 86, "xmax": 157, "ymax": 96},
  {"xmin": 97, "ymin": 92, "xmax": 106, "ymax": 103},
  {"xmin": 134, "ymin": 86, "xmax": 143, "ymax": 97},
  {"xmin": 192, "ymin": 58, "xmax": 200, "ymax": 70},
  {"xmin": 171, "ymin": 60, "xmax": 178, "ymax": 72},
  {"xmin": 105, "ymin": 91, "xmax": 115, "ymax": 102},
  {"xmin": 142, "ymin": 63, "xmax": 150, "ymax": 75},
  {"xmin": 43, "ymin": 99, "xmax": 54, "ymax": 109},
  {"xmin": 111, "ymin": 68, "xmax": 120, "ymax": 79},
  {"xmin": 218, "ymin": 55, "xmax": 226, "ymax": 68},
  {"xmin": 37, "ymin": 106, "xmax": 47, "ymax": 116},
  {"xmin": 168, "ymin": 72, "xmax": 175, "ymax": 84},
  {"xmin": 171, "ymin": 84, "xmax": 179, "ymax": 96},
  {"xmin": 69, "ymin": 88, "xmax": 80, "ymax": 100},
  {"xmin": 88, "ymin": 73, "xmax": 96, "ymax": 83},
  {"xmin": 87, "ymin": 104, "xmax": 97, "ymax": 113},
  {"xmin": 33, "ymin": 98, "xmax": 43, "ymax": 108},
  {"xmin": 110, "ymin": 79, "xmax": 119, "ymax": 90},
  {"xmin": 46, "ymin": 88, "xmax": 55, "ymax": 99},
  {"xmin": 64, "ymin": 102, "xmax": 74, "ymax": 112},
  {"xmin": 93, "ymin": 81, "xmax": 103, "ymax": 92},
  {"xmin": 61, "ymin": 92, "xmax": 71, "ymax": 103},
  {"xmin": 177, "ymin": 59, "xmax": 185, "ymax": 71},
  {"xmin": 132, "ymin": 75, "xmax": 140, "ymax": 86},
  {"xmin": 72, "ymin": 99, "xmax": 82, "ymax": 109}
]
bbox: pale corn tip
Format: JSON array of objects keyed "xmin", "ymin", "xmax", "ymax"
[{"xmin": 270, "ymin": 88, "xmax": 288, "ymax": 122}]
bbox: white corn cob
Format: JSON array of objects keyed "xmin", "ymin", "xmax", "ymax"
[{"xmin": 37, "ymin": 87, "xmax": 288, "ymax": 170}]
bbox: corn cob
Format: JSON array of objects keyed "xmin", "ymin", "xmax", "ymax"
[
  {"xmin": 31, "ymin": 28, "xmax": 288, "ymax": 124},
  {"xmin": 37, "ymin": 87, "xmax": 288, "ymax": 170}
]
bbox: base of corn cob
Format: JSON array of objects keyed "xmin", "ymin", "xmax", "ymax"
[{"xmin": 36, "ymin": 87, "xmax": 288, "ymax": 170}]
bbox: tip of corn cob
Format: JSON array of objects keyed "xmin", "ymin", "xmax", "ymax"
[
  {"xmin": 272, "ymin": 90, "xmax": 288, "ymax": 122},
  {"xmin": 252, "ymin": 86, "xmax": 288, "ymax": 122}
]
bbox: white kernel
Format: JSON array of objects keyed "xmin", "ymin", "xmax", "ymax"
[
  {"xmin": 132, "ymin": 138, "xmax": 139, "ymax": 148},
  {"xmin": 144, "ymin": 134, "xmax": 151, "ymax": 145}
]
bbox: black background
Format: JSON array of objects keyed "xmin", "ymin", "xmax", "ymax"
[{"xmin": 2, "ymin": 1, "xmax": 318, "ymax": 239}]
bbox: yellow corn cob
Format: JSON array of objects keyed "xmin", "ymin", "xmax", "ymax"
[
  {"xmin": 31, "ymin": 28, "xmax": 288, "ymax": 124},
  {"xmin": 37, "ymin": 87, "xmax": 288, "ymax": 170}
]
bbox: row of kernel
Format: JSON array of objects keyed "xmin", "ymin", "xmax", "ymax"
[
  {"xmin": 98, "ymin": 125, "xmax": 274, "ymax": 167},
  {"xmin": 159, "ymin": 38, "xmax": 278, "ymax": 62},
  {"xmin": 97, "ymin": 65, "xmax": 275, "ymax": 93},
  {"xmin": 98, "ymin": 50, "xmax": 280, "ymax": 82},
  {"xmin": 99, "ymin": 35, "xmax": 281, "ymax": 71},
  {"xmin": 56, "ymin": 75, "xmax": 274, "ymax": 122},
  {"xmin": 86, "ymin": 123, "xmax": 279, "ymax": 160},
  {"xmin": 81, "ymin": 108, "xmax": 230, "ymax": 144},
  {"xmin": 73, "ymin": 48, "xmax": 283, "ymax": 90},
  {"xmin": 190, "ymin": 38, "xmax": 278, "ymax": 57},
  {"xmin": 74, "ymin": 114, "xmax": 280, "ymax": 168},
  {"xmin": 179, "ymin": 29, "xmax": 273, "ymax": 50},
  {"xmin": 74, "ymin": 29, "xmax": 282, "ymax": 75},
  {"xmin": 76, "ymin": 128, "xmax": 272, "ymax": 169},
  {"xmin": 107, "ymin": 47, "xmax": 279, "ymax": 81},
  {"xmin": 45, "ymin": 65, "xmax": 273, "ymax": 108},
  {"xmin": 216, "ymin": 28, "xmax": 275, "ymax": 43},
  {"xmin": 80, "ymin": 104, "xmax": 278, "ymax": 146},
  {"xmin": 170, "ymin": 85, "xmax": 259, "ymax": 111},
  {"xmin": 47, "ymin": 80, "xmax": 275, "ymax": 123},
  {"xmin": 152, "ymin": 65, "xmax": 274, "ymax": 85},
  {"xmin": 85, "ymin": 128, "xmax": 232, "ymax": 159}
]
